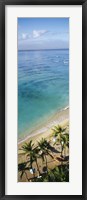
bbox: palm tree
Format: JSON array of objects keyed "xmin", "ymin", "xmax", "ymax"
[
  {"xmin": 64, "ymin": 133, "xmax": 69, "ymax": 148},
  {"xmin": 61, "ymin": 133, "xmax": 69, "ymax": 157},
  {"xmin": 18, "ymin": 162, "xmax": 29, "ymax": 181},
  {"xmin": 56, "ymin": 132, "xmax": 69, "ymax": 158},
  {"xmin": 52, "ymin": 125, "xmax": 66, "ymax": 145},
  {"xmin": 38, "ymin": 138, "xmax": 52, "ymax": 172},
  {"xmin": 20, "ymin": 140, "xmax": 34, "ymax": 169},
  {"xmin": 20, "ymin": 140, "xmax": 34, "ymax": 155},
  {"xmin": 52, "ymin": 125, "xmax": 65, "ymax": 137},
  {"xmin": 20, "ymin": 140, "xmax": 40, "ymax": 176},
  {"xmin": 52, "ymin": 125, "xmax": 66, "ymax": 156},
  {"xmin": 30, "ymin": 147, "xmax": 41, "ymax": 176}
]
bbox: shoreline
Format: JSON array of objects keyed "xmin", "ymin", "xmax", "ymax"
[{"xmin": 18, "ymin": 107, "xmax": 69, "ymax": 148}]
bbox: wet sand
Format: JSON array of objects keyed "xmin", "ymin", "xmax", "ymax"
[{"xmin": 18, "ymin": 107, "xmax": 69, "ymax": 147}]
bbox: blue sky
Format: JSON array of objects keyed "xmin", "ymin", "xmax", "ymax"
[{"xmin": 18, "ymin": 18, "xmax": 69, "ymax": 50}]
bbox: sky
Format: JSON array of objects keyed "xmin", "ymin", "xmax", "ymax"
[{"xmin": 18, "ymin": 18, "xmax": 69, "ymax": 50}]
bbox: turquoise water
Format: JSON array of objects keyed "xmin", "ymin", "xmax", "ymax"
[{"xmin": 18, "ymin": 49, "xmax": 69, "ymax": 139}]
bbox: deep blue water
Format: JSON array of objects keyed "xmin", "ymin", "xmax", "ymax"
[{"xmin": 18, "ymin": 49, "xmax": 69, "ymax": 139}]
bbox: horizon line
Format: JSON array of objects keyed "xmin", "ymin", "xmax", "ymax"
[{"xmin": 18, "ymin": 48, "xmax": 69, "ymax": 52}]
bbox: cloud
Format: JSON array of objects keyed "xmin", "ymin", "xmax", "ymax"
[
  {"xmin": 20, "ymin": 33, "xmax": 31, "ymax": 40},
  {"xmin": 22, "ymin": 33, "xmax": 29, "ymax": 40},
  {"xmin": 32, "ymin": 30, "xmax": 48, "ymax": 38},
  {"xmin": 19, "ymin": 30, "xmax": 48, "ymax": 41},
  {"xmin": 22, "ymin": 33, "xmax": 27, "ymax": 39}
]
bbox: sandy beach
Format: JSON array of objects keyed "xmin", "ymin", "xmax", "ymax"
[
  {"xmin": 18, "ymin": 107, "xmax": 69, "ymax": 148},
  {"xmin": 18, "ymin": 108, "xmax": 69, "ymax": 182}
]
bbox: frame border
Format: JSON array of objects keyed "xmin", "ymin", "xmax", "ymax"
[{"xmin": 0, "ymin": 0, "xmax": 87, "ymax": 199}]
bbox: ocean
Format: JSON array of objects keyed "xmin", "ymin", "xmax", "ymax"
[{"xmin": 18, "ymin": 49, "xmax": 69, "ymax": 140}]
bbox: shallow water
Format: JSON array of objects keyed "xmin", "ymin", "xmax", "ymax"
[{"xmin": 18, "ymin": 49, "xmax": 69, "ymax": 139}]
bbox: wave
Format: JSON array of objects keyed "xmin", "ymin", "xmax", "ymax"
[
  {"xmin": 63, "ymin": 59, "xmax": 69, "ymax": 64},
  {"xmin": 63, "ymin": 106, "xmax": 69, "ymax": 110},
  {"xmin": 18, "ymin": 105, "xmax": 69, "ymax": 144}
]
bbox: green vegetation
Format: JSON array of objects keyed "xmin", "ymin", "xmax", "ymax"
[
  {"xmin": 18, "ymin": 125, "xmax": 69, "ymax": 182},
  {"xmin": 33, "ymin": 164, "xmax": 69, "ymax": 182}
]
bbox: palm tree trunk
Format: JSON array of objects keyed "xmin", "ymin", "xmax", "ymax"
[
  {"xmin": 61, "ymin": 145, "xmax": 63, "ymax": 157},
  {"xmin": 64, "ymin": 147, "xmax": 66, "ymax": 158},
  {"xmin": 31, "ymin": 163, "xmax": 35, "ymax": 179},
  {"xmin": 36, "ymin": 159, "xmax": 40, "ymax": 176},
  {"xmin": 25, "ymin": 171, "xmax": 29, "ymax": 181},
  {"xmin": 45, "ymin": 155, "xmax": 48, "ymax": 173}
]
